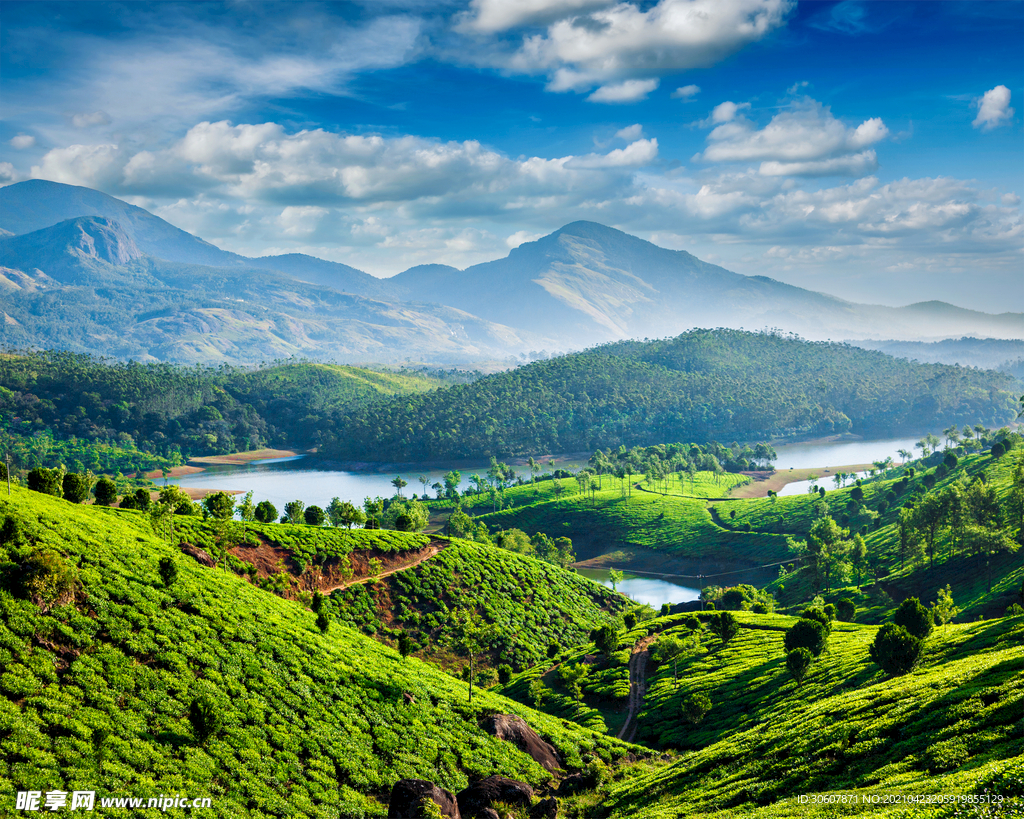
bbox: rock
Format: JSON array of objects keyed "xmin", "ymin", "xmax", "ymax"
[
  {"xmin": 403, "ymin": 691, "xmax": 416, "ymax": 705},
  {"xmin": 481, "ymin": 714, "xmax": 561, "ymax": 772},
  {"xmin": 388, "ymin": 779, "xmax": 461, "ymax": 819},
  {"xmin": 180, "ymin": 543, "xmax": 215, "ymax": 567},
  {"xmin": 556, "ymin": 772, "xmax": 591, "ymax": 795},
  {"xmin": 530, "ymin": 798, "xmax": 558, "ymax": 818},
  {"xmin": 480, "ymin": 810, "xmax": 500, "ymax": 819},
  {"xmin": 457, "ymin": 776, "xmax": 533, "ymax": 818}
]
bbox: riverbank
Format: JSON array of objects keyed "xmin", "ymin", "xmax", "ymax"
[{"xmin": 725, "ymin": 462, "xmax": 874, "ymax": 499}]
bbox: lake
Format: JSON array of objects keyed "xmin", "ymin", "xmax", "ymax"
[
  {"xmin": 159, "ymin": 434, "xmax": 934, "ymax": 511},
  {"xmin": 576, "ymin": 568, "xmax": 700, "ymax": 607}
]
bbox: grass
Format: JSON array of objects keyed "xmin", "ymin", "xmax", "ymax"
[{"xmin": 0, "ymin": 486, "xmax": 639, "ymax": 817}]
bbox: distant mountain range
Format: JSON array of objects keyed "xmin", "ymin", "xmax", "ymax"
[{"xmin": 1, "ymin": 179, "xmax": 1021, "ymax": 365}]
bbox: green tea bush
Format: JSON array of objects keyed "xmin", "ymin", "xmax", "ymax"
[
  {"xmin": 870, "ymin": 623, "xmax": 922, "ymax": 675},
  {"xmin": 784, "ymin": 618, "xmax": 828, "ymax": 656},
  {"xmin": 894, "ymin": 597, "xmax": 933, "ymax": 639}
]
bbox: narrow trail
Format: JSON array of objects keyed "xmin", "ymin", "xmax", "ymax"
[
  {"xmin": 617, "ymin": 635, "xmax": 657, "ymax": 743},
  {"xmin": 320, "ymin": 541, "xmax": 447, "ymax": 594}
]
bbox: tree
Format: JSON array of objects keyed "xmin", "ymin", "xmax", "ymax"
[
  {"xmin": 786, "ymin": 648, "xmax": 813, "ymax": 686},
  {"xmin": 708, "ymin": 611, "xmax": 739, "ymax": 646},
  {"xmin": 304, "ymin": 505, "xmax": 326, "ymax": 526},
  {"xmin": 528, "ymin": 678, "xmax": 548, "ymax": 707},
  {"xmin": 807, "ymin": 516, "xmax": 849, "ymax": 593},
  {"xmin": 443, "ymin": 470, "xmax": 461, "ymax": 500},
  {"xmin": 62, "ymin": 473, "xmax": 92, "ymax": 504},
  {"xmin": 188, "ymin": 696, "xmax": 221, "ymax": 745},
  {"xmin": 237, "ymin": 490, "xmax": 256, "ymax": 522},
  {"xmin": 558, "ymin": 662, "xmax": 590, "ymax": 713},
  {"xmin": 27, "ymin": 467, "xmax": 64, "ymax": 498},
  {"xmin": 652, "ymin": 634, "xmax": 686, "ymax": 683},
  {"xmin": 382, "ymin": 499, "xmax": 429, "ymax": 532},
  {"xmin": 528, "ymin": 457, "xmax": 539, "ymax": 485},
  {"xmin": 94, "ymin": 477, "xmax": 118, "ymax": 507},
  {"xmin": 254, "ymin": 500, "xmax": 277, "ymax": 524},
  {"xmin": 316, "ymin": 610, "xmax": 330, "ymax": 634},
  {"xmin": 836, "ymin": 598, "xmax": 856, "ymax": 622},
  {"xmin": 966, "ymin": 524, "xmax": 1018, "ymax": 593},
  {"xmin": 391, "ymin": 476, "xmax": 408, "ymax": 497},
  {"xmin": 608, "ymin": 568, "xmax": 624, "ymax": 592},
  {"xmin": 363, "ymin": 496, "xmax": 384, "ymax": 526},
  {"xmin": 451, "ymin": 611, "xmax": 497, "ymax": 703},
  {"xmin": 870, "ymin": 624, "xmax": 922, "ymax": 676},
  {"xmin": 284, "ymin": 500, "xmax": 305, "ymax": 524},
  {"xmin": 202, "ymin": 491, "xmax": 235, "ymax": 520},
  {"xmin": 897, "ymin": 507, "xmax": 922, "ymax": 571},
  {"xmin": 850, "ymin": 533, "xmax": 868, "ymax": 589},
  {"xmin": 680, "ymin": 692, "xmax": 711, "ymax": 724},
  {"xmin": 158, "ymin": 556, "xmax": 178, "ymax": 587},
  {"xmin": 784, "ymin": 618, "xmax": 828, "ymax": 656},
  {"xmin": 546, "ymin": 642, "xmax": 560, "ymax": 660},
  {"xmin": 894, "ymin": 597, "xmax": 933, "ymax": 639},
  {"xmin": 397, "ymin": 631, "xmax": 413, "ymax": 659},
  {"xmin": 898, "ymin": 449, "xmax": 912, "ymax": 465},
  {"xmin": 914, "ymin": 493, "xmax": 946, "ymax": 571},
  {"xmin": 931, "ymin": 585, "xmax": 959, "ymax": 626},
  {"xmin": 591, "ymin": 625, "xmax": 618, "ymax": 657},
  {"xmin": 418, "ymin": 475, "xmax": 429, "ymax": 497}
]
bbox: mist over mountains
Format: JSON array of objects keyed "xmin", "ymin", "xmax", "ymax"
[{"xmin": 0, "ymin": 179, "xmax": 1020, "ymax": 366}]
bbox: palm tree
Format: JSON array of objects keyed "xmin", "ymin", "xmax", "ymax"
[
  {"xmin": 898, "ymin": 448, "xmax": 911, "ymax": 465},
  {"xmin": 391, "ymin": 476, "xmax": 407, "ymax": 497}
]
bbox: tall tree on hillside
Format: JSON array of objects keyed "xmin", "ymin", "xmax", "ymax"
[
  {"xmin": 528, "ymin": 456, "xmax": 539, "ymax": 485},
  {"xmin": 443, "ymin": 470, "xmax": 461, "ymax": 500},
  {"xmin": 898, "ymin": 449, "xmax": 912, "ymax": 465},
  {"xmin": 914, "ymin": 493, "xmax": 946, "ymax": 572},
  {"xmin": 418, "ymin": 475, "xmax": 429, "ymax": 498},
  {"xmin": 450, "ymin": 611, "xmax": 497, "ymax": 704},
  {"xmin": 808, "ymin": 516, "xmax": 849, "ymax": 593},
  {"xmin": 897, "ymin": 508, "xmax": 921, "ymax": 572},
  {"xmin": 391, "ymin": 476, "xmax": 407, "ymax": 497}
]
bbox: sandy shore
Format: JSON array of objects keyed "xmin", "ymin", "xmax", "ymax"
[
  {"xmin": 725, "ymin": 462, "xmax": 875, "ymax": 499},
  {"xmin": 187, "ymin": 448, "xmax": 300, "ymax": 466}
]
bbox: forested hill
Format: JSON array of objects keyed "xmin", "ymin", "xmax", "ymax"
[{"xmin": 320, "ymin": 329, "xmax": 1020, "ymax": 463}]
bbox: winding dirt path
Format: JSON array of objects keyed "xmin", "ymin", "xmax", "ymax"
[
  {"xmin": 616, "ymin": 635, "xmax": 657, "ymax": 743},
  {"xmin": 320, "ymin": 542, "xmax": 447, "ymax": 594}
]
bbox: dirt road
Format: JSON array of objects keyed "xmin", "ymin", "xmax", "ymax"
[{"xmin": 617, "ymin": 635, "xmax": 657, "ymax": 743}]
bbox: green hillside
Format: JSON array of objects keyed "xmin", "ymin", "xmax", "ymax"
[
  {"xmin": 0, "ymin": 352, "xmax": 445, "ymax": 474},
  {"xmin": 0, "ymin": 487, "xmax": 638, "ymax": 817},
  {"xmin": 320, "ymin": 328, "xmax": 1019, "ymax": 462}
]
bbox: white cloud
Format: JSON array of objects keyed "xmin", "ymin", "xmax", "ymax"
[
  {"xmin": 567, "ymin": 138, "xmax": 659, "ymax": 168},
  {"xmin": 461, "ymin": 0, "xmax": 615, "ymax": 32},
  {"xmin": 614, "ymin": 124, "xmax": 644, "ymax": 141},
  {"xmin": 672, "ymin": 84, "xmax": 701, "ymax": 100},
  {"xmin": 0, "ymin": 163, "xmax": 17, "ymax": 183},
  {"xmin": 973, "ymin": 85, "xmax": 1014, "ymax": 131},
  {"xmin": 503, "ymin": 0, "xmax": 793, "ymax": 93},
  {"xmin": 706, "ymin": 100, "xmax": 750, "ymax": 125},
  {"xmin": 506, "ymin": 229, "xmax": 544, "ymax": 248},
  {"xmin": 758, "ymin": 150, "xmax": 878, "ymax": 178},
  {"xmin": 697, "ymin": 99, "xmax": 888, "ymax": 176},
  {"xmin": 71, "ymin": 111, "xmax": 112, "ymax": 128},
  {"xmin": 9, "ymin": 135, "xmax": 35, "ymax": 149},
  {"xmin": 588, "ymin": 79, "xmax": 659, "ymax": 103}
]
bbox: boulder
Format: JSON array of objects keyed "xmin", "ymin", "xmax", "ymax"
[
  {"xmin": 180, "ymin": 543, "xmax": 215, "ymax": 567},
  {"xmin": 457, "ymin": 776, "xmax": 533, "ymax": 818},
  {"xmin": 388, "ymin": 779, "xmax": 461, "ymax": 819},
  {"xmin": 530, "ymin": 797, "xmax": 558, "ymax": 818},
  {"xmin": 479, "ymin": 810, "xmax": 499, "ymax": 819},
  {"xmin": 481, "ymin": 714, "xmax": 561, "ymax": 772}
]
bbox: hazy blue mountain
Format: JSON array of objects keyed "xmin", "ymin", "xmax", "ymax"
[
  {"xmin": 250, "ymin": 253, "xmax": 393, "ymax": 301},
  {"xmin": 0, "ymin": 217, "xmax": 545, "ymax": 364},
  {"xmin": 848, "ymin": 336, "xmax": 1024, "ymax": 372},
  {"xmin": 388, "ymin": 221, "xmax": 1024, "ymax": 343}
]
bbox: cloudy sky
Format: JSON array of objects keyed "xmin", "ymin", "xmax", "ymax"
[{"xmin": 1, "ymin": 0, "xmax": 1021, "ymax": 310}]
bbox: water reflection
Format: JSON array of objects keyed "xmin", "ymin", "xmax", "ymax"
[{"xmin": 576, "ymin": 568, "xmax": 700, "ymax": 607}]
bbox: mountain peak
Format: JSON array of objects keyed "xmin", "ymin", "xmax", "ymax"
[{"xmin": 65, "ymin": 216, "xmax": 144, "ymax": 265}]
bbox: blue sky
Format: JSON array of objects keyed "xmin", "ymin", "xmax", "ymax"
[{"xmin": 1, "ymin": 0, "xmax": 1021, "ymax": 310}]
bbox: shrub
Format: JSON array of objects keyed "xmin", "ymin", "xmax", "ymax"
[
  {"xmin": 591, "ymin": 624, "xmax": 619, "ymax": 656},
  {"xmin": 1006, "ymin": 604, "xmax": 1024, "ymax": 618},
  {"xmin": 94, "ymin": 477, "xmax": 118, "ymax": 507},
  {"xmin": 61, "ymin": 473, "xmax": 92, "ymax": 504},
  {"xmin": 304, "ymin": 505, "xmax": 326, "ymax": 526},
  {"xmin": 823, "ymin": 603, "xmax": 836, "ymax": 621},
  {"xmin": 784, "ymin": 618, "xmax": 828, "ymax": 656},
  {"xmin": 397, "ymin": 631, "xmax": 413, "ymax": 659},
  {"xmin": 707, "ymin": 611, "xmax": 739, "ymax": 645},
  {"xmin": 801, "ymin": 608, "xmax": 833, "ymax": 635},
  {"xmin": 497, "ymin": 664, "xmax": 513, "ymax": 684},
  {"xmin": 894, "ymin": 597, "xmax": 933, "ymax": 639},
  {"xmin": 836, "ymin": 598, "xmax": 856, "ymax": 622},
  {"xmin": 188, "ymin": 696, "xmax": 221, "ymax": 745},
  {"xmin": 623, "ymin": 611, "xmax": 637, "ymax": 629},
  {"xmin": 870, "ymin": 624, "xmax": 922, "ymax": 676},
  {"xmin": 254, "ymin": 500, "xmax": 277, "ymax": 523},
  {"xmin": 991, "ymin": 442, "xmax": 1005, "ymax": 458},
  {"xmin": 18, "ymin": 549, "xmax": 77, "ymax": 610},
  {"xmin": 158, "ymin": 557, "xmax": 178, "ymax": 587},
  {"xmin": 316, "ymin": 611, "xmax": 331, "ymax": 634},
  {"xmin": 27, "ymin": 467, "xmax": 64, "ymax": 497},
  {"xmin": 547, "ymin": 642, "xmax": 560, "ymax": 659},
  {"xmin": 786, "ymin": 648, "xmax": 813, "ymax": 686},
  {"xmin": 680, "ymin": 692, "xmax": 712, "ymax": 724}
]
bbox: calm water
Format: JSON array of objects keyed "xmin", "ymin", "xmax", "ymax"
[
  {"xmin": 777, "ymin": 470, "xmax": 870, "ymax": 497},
  {"xmin": 161, "ymin": 435, "xmax": 934, "ymax": 512},
  {"xmin": 576, "ymin": 568, "xmax": 700, "ymax": 607}
]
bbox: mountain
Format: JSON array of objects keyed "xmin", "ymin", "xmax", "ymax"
[
  {"xmin": 0, "ymin": 217, "xmax": 544, "ymax": 364},
  {"xmin": 389, "ymin": 221, "xmax": 1024, "ymax": 344}
]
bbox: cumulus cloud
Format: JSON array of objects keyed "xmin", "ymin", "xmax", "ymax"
[
  {"xmin": 567, "ymin": 138, "xmax": 659, "ymax": 168},
  {"xmin": 973, "ymin": 85, "xmax": 1014, "ymax": 131},
  {"xmin": 672, "ymin": 84, "xmax": 701, "ymax": 100},
  {"xmin": 588, "ymin": 79, "xmax": 659, "ymax": 103},
  {"xmin": 506, "ymin": 229, "xmax": 544, "ymax": 248},
  {"xmin": 614, "ymin": 124, "xmax": 644, "ymax": 141},
  {"xmin": 696, "ymin": 99, "xmax": 888, "ymax": 177},
  {"xmin": 9, "ymin": 135, "xmax": 35, "ymax": 149},
  {"xmin": 461, "ymin": 0, "xmax": 615, "ymax": 32},
  {"xmin": 501, "ymin": 0, "xmax": 793, "ymax": 93},
  {"xmin": 71, "ymin": 111, "xmax": 112, "ymax": 128}
]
